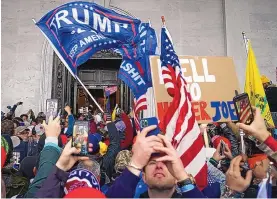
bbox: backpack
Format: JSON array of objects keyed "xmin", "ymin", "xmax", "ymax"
[{"xmin": 2, "ymin": 168, "xmax": 29, "ymax": 198}]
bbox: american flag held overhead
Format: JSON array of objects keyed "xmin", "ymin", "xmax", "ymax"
[{"xmin": 159, "ymin": 18, "xmax": 207, "ymax": 189}]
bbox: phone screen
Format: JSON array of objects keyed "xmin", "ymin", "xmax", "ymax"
[
  {"xmin": 233, "ymin": 94, "xmax": 254, "ymax": 125},
  {"xmin": 72, "ymin": 121, "xmax": 89, "ymax": 156},
  {"xmin": 46, "ymin": 99, "xmax": 58, "ymax": 123}
]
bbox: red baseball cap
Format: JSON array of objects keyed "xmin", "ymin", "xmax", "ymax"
[
  {"xmin": 212, "ymin": 135, "xmax": 231, "ymax": 149},
  {"xmin": 64, "ymin": 187, "xmax": 106, "ymax": 198}
]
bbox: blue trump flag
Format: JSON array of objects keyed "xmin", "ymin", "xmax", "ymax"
[
  {"xmin": 134, "ymin": 23, "xmax": 157, "ymax": 85},
  {"xmin": 36, "ymin": 1, "xmax": 141, "ymax": 76},
  {"xmin": 117, "ymin": 23, "xmax": 157, "ymax": 99}
]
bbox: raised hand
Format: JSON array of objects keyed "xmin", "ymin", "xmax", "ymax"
[
  {"xmin": 42, "ymin": 115, "xmax": 61, "ymax": 138},
  {"xmin": 223, "ymin": 144, "xmax": 233, "ymax": 160},
  {"xmin": 64, "ymin": 106, "xmax": 72, "ymax": 115},
  {"xmin": 130, "ymin": 125, "xmax": 163, "ymax": 170},
  {"xmin": 153, "ymin": 134, "xmax": 189, "ymax": 182},
  {"xmin": 56, "ymin": 140, "xmax": 93, "ymax": 171},
  {"xmin": 212, "ymin": 142, "xmax": 226, "ymax": 162},
  {"xmin": 237, "ymin": 107, "xmax": 270, "ymax": 142},
  {"xmin": 226, "ymin": 155, "xmax": 252, "ymax": 193}
]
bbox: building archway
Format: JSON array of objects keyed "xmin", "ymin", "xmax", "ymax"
[{"xmin": 51, "ymin": 49, "xmax": 134, "ymax": 115}]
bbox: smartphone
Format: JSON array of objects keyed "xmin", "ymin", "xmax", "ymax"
[
  {"xmin": 72, "ymin": 121, "xmax": 89, "ymax": 156},
  {"xmin": 140, "ymin": 117, "xmax": 160, "ymax": 137},
  {"xmin": 46, "ymin": 99, "xmax": 58, "ymax": 123},
  {"xmin": 233, "ymin": 93, "xmax": 254, "ymax": 125},
  {"xmin": 240, "ymin": 162, "xmax": 250, "ymax": 178},
  {"xmin": 219, "ymin": 140, "xmax": 226, "ymax": 156}
]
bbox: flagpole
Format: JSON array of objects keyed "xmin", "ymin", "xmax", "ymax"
[
  {"xmin": 32, "ymin": 19, "xmax": 104, "ymax": 113},
  {"xmin": 161, "ymin": 16, "xmax": 166, "ymax": 26},
  {"xmin": 240, "ymin": 31, "xmax": 249, "ymax": 152},
  {"xmin": 242, "ymin": 31, "xmax": 249, "ymax": 55},
  {"xmin": 76, "ymin": 76, "xmax": 104, "ymax": 113},
  {"xmin": 148, "ymin": 19, "xmax": 151, "ymax": 27},
  {"xmin": 200, "ymin": 124, "xmax": 209, "ymax": 148}
]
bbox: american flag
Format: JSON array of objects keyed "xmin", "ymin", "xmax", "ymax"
[
  {"xmin": 238, "ymin": 99, "xmax": 252, "ymax": 124},
  {"xmin": 160, "ymin": 25, "xmax": 207, "ymax": 189},
  {"xmin": 133, "ymin": 94, "xmax": 147, "ymax": 130}
]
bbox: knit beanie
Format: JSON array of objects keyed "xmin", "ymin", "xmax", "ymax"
[
  {"xmin": 64, "ymin": 168, "xmax": 100, "ymax": 195},
  {"xmin": 114, "ymin": 150, "xmax": 132, "ymax": 173}
]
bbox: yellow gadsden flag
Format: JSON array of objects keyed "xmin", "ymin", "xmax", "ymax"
[{"xmin": 244, "ymin": 41, "xmax": 274, "ymax": 127}]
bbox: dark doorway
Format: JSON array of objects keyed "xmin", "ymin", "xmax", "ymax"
[{"xmin": 51, "ymin": 50, "xmax": 134, "ymax": 114}]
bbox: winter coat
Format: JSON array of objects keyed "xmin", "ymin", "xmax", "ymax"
[{"xmin": 24, "ymin": 142, "xmax": 61, "ymax": 198}]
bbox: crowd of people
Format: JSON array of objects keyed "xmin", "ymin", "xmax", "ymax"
[{"xmin": 1, "ymin": 100, "xmax": 277, "ymax": 198}]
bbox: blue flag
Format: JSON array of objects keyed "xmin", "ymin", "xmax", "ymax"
[
  {"xmin": 36, "ymin": 1, "xmax": 141, "ymax": 76},
  {"xmin": 117, "ymin": 23, "xmax": 157, "ymax": 99}
]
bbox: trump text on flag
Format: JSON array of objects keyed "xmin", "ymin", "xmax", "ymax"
[
  {"xmin": 150, "ymin": 56, "xmax": 241, "ymax": 123},
  {"xmin": 49, "ymin": 6, "xmax": 129, "ymax": 58},
  {"xmin": 36, "ymin": 1, "xmax": 141, "ymax": 74}
]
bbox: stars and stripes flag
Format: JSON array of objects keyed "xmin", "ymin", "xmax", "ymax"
[
  {"xmin": 159, "ymin": 21, "xmax": 207, "ymax": 189},
  {"xmin": 238, "ymin": 99, "xmax": 252, "ymax": 124},
  {"xmin": 133, "ymin": 95, "xmax": 148, "ymax": 130}
]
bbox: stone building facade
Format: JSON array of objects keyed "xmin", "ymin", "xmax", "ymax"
[{"xmin": 2, "ymin": 0, "xmax": 277, "ymax": 115}]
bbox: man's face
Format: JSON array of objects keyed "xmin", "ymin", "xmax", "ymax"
[
  {"xmin": 22, "ymin": 116, "xmax": 28, "ymax": 121},
  {"xmin": 142, "ymin": 156, "xmax": 176, "ymax": 190},
  {"xmin": 19, "ymin": 130, "xmax": 29, "ymax": 141},
  {"xmin": 27, "ymin": 129, "xmax": 32, "ymax": 137},
  {"xmin": 253, "ymin": 158, "xmax": 270, "ymax": 179}
]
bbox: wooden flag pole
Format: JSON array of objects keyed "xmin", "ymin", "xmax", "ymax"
[
  {"xmin": 76, "ymin": 76, "xmax": 104, "ymax": 113},
  {"xmin": 200, "ymin": 124, "xmax": 209, "ymax": 148},
  {"xmin": 161, "ymin": 16, "xmax": 166, "ymax": 26}
]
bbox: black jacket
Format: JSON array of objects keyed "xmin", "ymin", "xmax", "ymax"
[
  {"xmin": 100, "ymin": 122, "xmax": 120, "ymax": 181},
  {"xmin": 37, "ymin": 133, "xmax": 63, "ymax": 154}
]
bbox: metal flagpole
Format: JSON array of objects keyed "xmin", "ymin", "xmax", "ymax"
[
  {"xmin": 240, "ymin": 31, "xmax": 249, "ymax": 152},
  {"xmin": 242, "ymin": 31, "xmax": 249, "ymax": 55},
  {"xmin": 32, "ymin": 18, "xmax": 104, "ymax": 113}
]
